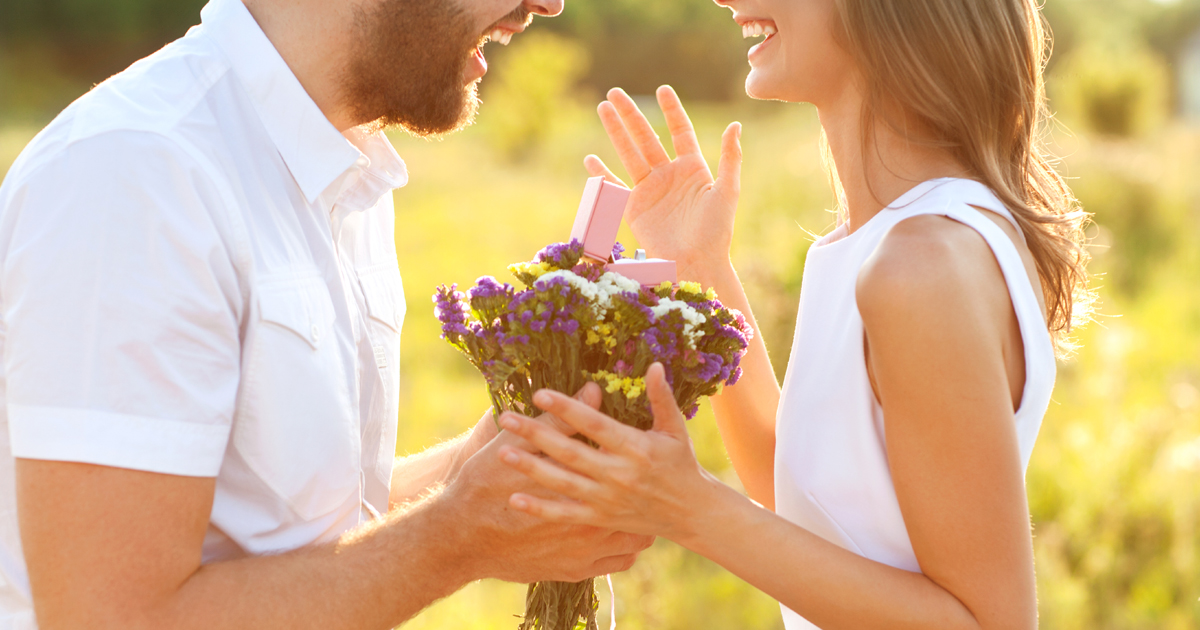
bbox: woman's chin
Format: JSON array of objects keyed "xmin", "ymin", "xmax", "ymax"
[{"xmin": 745, "ymin": 72, "xmax": 785, "ymax": 102}]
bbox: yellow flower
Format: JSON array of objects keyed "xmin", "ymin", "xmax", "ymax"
[
  {"xmin": 586, "ymin": 330, "xmax": 601, "ymax": 345},
  {"xmin": 705, "ymin": 287, "xmax": 718, "ymax": 301},
  {"xmin": 679, "ymin": 281, "xmax": 702, "ymax": 295},
  {"xmin": 657, "ymin": 281, "xmax": 674, "ymax": 293}
]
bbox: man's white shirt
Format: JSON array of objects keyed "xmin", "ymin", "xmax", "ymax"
[{"xmin": 0, "ymin": 0, "xmax": 410, "ymax": 624}]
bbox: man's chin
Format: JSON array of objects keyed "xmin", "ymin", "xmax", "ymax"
[{"xmin": 375, "ymin": 86, "xmax": 480, "ymax": 138}]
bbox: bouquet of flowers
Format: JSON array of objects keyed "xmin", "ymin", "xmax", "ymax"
[{"xmin": 432, "ymin": 180, "xmax": 753, "ymax": 630}]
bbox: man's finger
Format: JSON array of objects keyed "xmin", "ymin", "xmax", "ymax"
[
  {"xmin": 509, "ymin": 492, "xmax": 598, "ymax": 525},
  {"xmin": 656, "ymin": 85, "xmax": 703, "ymax": 158},
  {"xmin": 597, "ymin": 101, "xmax": 651, "ymax": 183},
  {"xmin": 533, "ymin": 389, "xmax": 645, "ymax": 455},
  {"xmin": 583, "ymin": 155, "xmax": 628, "ymax": 188},
  {"xmin": 606, "ymin": 88, "xmax": 671, "ymax": 168},
  {"xmin": 589, "ymin": 553, "xmax": 638, "ymax": 576},
  {"xmin": 646, "ymin": 363, "xmax": 688, "ymax": 438},
  {"xmin": 604, "ymin": 531, "xmax": 656, "ymax": 554}
]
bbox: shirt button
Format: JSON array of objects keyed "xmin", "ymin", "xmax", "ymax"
[
  {"xmin": 355, "ymin": 156, "xmax": 369, "ymax": 168},
  {"xmin": 311, "ymin": 325, "xmax": 321, "ymax": 341}
]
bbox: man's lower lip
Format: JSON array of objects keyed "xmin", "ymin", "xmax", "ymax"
[{"xmin": 467, "ymin": 47, "xmax": 488, "ymax": 82}]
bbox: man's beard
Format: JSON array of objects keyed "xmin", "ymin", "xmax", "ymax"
[{"xmin": 341, "ymin": 0, "xmax": 483, "ymax": 137}]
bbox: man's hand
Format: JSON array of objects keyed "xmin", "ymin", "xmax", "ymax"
[{"xmin": 440, "ymin": 382, "xmax": 656, "ymax": 584}]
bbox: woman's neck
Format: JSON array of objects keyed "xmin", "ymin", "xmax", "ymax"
[{"xmin": 818, "ymin": 92, "xmax": 969, "ymax": 233}]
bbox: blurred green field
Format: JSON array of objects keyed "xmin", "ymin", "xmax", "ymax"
[{"xmin": 2, "ymin": 1, "xmax": 1200, "ymax": 628}]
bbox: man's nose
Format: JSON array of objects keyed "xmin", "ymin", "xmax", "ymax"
[{"xmin": 524, "ymin": 0, "xmax": 564, "ymax": 17}]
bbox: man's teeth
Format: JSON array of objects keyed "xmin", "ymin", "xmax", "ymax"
[
  {"xmin": 488, "ymin": 28, "xmax": 513, "ymax": 46},
  {"xmin": 741, "ymin": 23, "xmax": 778, "ymax": 39}
]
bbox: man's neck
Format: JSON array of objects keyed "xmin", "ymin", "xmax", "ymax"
[{"xmin": 242, "ymin": 0, "xmax": 361, "ymax": 132}]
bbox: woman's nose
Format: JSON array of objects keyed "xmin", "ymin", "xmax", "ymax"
[{"xmin": 525, "ymin": 0, "xmax": 564, "ymax": 17}]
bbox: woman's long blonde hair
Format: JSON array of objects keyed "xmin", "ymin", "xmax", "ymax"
[{"xmin": 834, "ymin": 0, "xmax": 1092, "ymax": 354}]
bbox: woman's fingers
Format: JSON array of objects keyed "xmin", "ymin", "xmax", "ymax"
[
  {"xmin": 533, "ymin": 389, "xmax": 647, "ymax": 456},
  {"xmin": 656, "ymin": 85, "xmax": 702, "ymax": 158},
  {"xmin": 499, "ymin": 443, "xmax": 603, "ymax": 501},
  {"xmin": 597, "ymin": 101, "xmax": 652, "ymax": 183},
  {"xmin": 646, "ymin": 363, "xmax": 689, "ymax": 438},
  {"xmin": 583, "ymin": 155, "xmax": 628, "ymax": 188},
  {"xmin": 715, "ymin": 122, "xmax": 743, "ymax": 204},
  {"xmin": 606, "ymin": 88, "xmax": 671, "ymax": 168},
  {"xmin": 498, "ymin": 411, "xmax": 612, "ymax": 480}
]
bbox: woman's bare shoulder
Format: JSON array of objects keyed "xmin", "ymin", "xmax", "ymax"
[{"xmin": 855, "ymin": 213, "xmax": 1015, "ymax": 338}]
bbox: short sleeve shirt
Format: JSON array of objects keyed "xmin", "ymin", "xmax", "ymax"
[{"xmin": 0, "ymin": 0, "xmax": 408, "ymax": 624}]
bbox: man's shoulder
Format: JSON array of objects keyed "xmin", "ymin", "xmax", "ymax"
[
  {"xmin": 2, "ymin": 37, "xmax": 240, "ymax": 202},
  {"xmin": 13, "ymin": 34, "xmax": 231, "ymax": 176}
]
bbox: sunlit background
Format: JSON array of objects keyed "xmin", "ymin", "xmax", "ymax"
[{"xmin": 3, "ymin": 0, "xmax": 1200, "ymax": 628}]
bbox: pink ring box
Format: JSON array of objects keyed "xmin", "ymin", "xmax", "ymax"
[
  {"xmin": 606, "ymin": 256, "xmax": 677, "ymax": 287},
  {"xmin": 569, "ymin": 176, "xmax": 677, "ymax": 287},
  {"xmin": 571, "ymin": 177, "xmax": 631, "ymax": 262}
]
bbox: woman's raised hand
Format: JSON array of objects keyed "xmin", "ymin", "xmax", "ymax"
[{"xmin": 585, "ymin": 86, "xmax": 742, "ymax": 284}]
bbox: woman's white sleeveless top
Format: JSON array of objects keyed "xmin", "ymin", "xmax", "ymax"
[{"xmin": 774, "ymin": 178, "xmax": 1056, "ymax": 629}]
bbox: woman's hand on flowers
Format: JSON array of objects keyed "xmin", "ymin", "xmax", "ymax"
[
  {"xmin": 496, "ymin": 363, "xmax": 724, "ymax": 543},
  {"xmin": 584, "ymin": 86, "xmax": 742, "ymax": 284},
  {"xmin": 443, "ymin": 382, "xmax": 655, "ymax": 584}
]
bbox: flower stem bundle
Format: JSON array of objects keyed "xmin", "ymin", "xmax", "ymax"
[{"xmin": 433, "ymin": 239, "xmax": 753, "ymax": 630}]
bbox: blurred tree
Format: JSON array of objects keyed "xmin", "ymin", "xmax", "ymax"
[
  {"xmin": 478, "ymin": 32, "xmax": 590, "ymax": 160},
  {"xmin": 1052, "ymin": 41, "xmax": 1172, "ymax": 137}
]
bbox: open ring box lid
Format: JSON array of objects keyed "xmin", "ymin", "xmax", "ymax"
[{"xmin": 569, "ymin": 176, "xmax": 677, "ymax": 287}]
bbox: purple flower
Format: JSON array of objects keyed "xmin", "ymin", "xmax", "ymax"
[
  {"xmin": 469, "ymin": 276, "xmax": 514, "ymax": 301},
  {"xmin": 572, "ymin": 262, "xmax": 604, "ymax": 282},
  {"xmin": 643, "ymin": 327, "xmax": 679, "ymax": 362},
  {"xmin": 728, "ymin": 366, "xmax": 744, "ymax": 386},
  {"xmin": 611, "ymin": 242, "xmax": 626, "ymax": 260},
  {"xmin": 550, "ymin": 317, "xmax": 580, "ymax": 335},
  {"xmin": 693, "ymin": 352, "xmax": 724, "ymax": 382},
  {"xmin": 535, "ymin": 239, "xmax": 585, "ymax": 270},
  {"xmin": 433, "ymin": 284, "xmax": 472, "ymax": 339}
]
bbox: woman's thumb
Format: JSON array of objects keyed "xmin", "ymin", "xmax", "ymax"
[
  {"xmin": 715, "ymin": 122, "xmax": 742, "ymax": 201},
  {"xmin": 647, "ymin": 364, "xmax": 688, "ymax": 438}
]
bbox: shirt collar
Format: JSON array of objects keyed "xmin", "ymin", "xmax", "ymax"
[{"xmin": 198, "ymin": 0, "xmax": 407, "ymax": 205}]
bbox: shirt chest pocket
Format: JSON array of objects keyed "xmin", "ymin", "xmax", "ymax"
[
  {"xmin": 357, "ymin": 264, "xmax": 405, "ymax": 375},
  {"xmin": 235, "ymin": 274, "xmax": 359, "ymax": 521}
]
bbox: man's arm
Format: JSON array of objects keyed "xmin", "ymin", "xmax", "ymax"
[
  {"xmin": 19, "ymin": 409, "xmax": 651, "ymax": 630},
  {"xmin": 389, "ymin": 410, "xmax": 497, "ymax": 509}
]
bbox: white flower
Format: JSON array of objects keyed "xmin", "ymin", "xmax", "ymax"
[
  {"xmin": 650, "ymin": 298, "xmax": 707, "ymax": 346},
  {"xmin": 536, "ymin": 270, "xmax": 599, "ymax": 301},
  {"xmin": 592, "ymin": 271, "xmax": 642, "ymax": 310}
]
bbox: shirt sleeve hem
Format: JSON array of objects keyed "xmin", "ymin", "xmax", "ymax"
[{"xmin": 7, "ymin": 405, "xmax": 230, "ymax": 477}]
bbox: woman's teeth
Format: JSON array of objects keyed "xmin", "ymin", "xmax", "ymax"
[
  {"xmin": 487, "ymin": 28, "xmax": 513, "ymax": 46},
  {"xmin": 741, "ymin": 22, "xmax": 778, "ymax": 39}
]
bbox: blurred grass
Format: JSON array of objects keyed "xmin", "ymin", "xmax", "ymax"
[{"xmin": 2, "ymin": 11, "xmax": 1200, "ymax": 630}]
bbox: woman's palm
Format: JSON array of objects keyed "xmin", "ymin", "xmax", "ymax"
[{"xmin": 583, "ymin": 86, "xmax": 742, "ymax": 277}]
